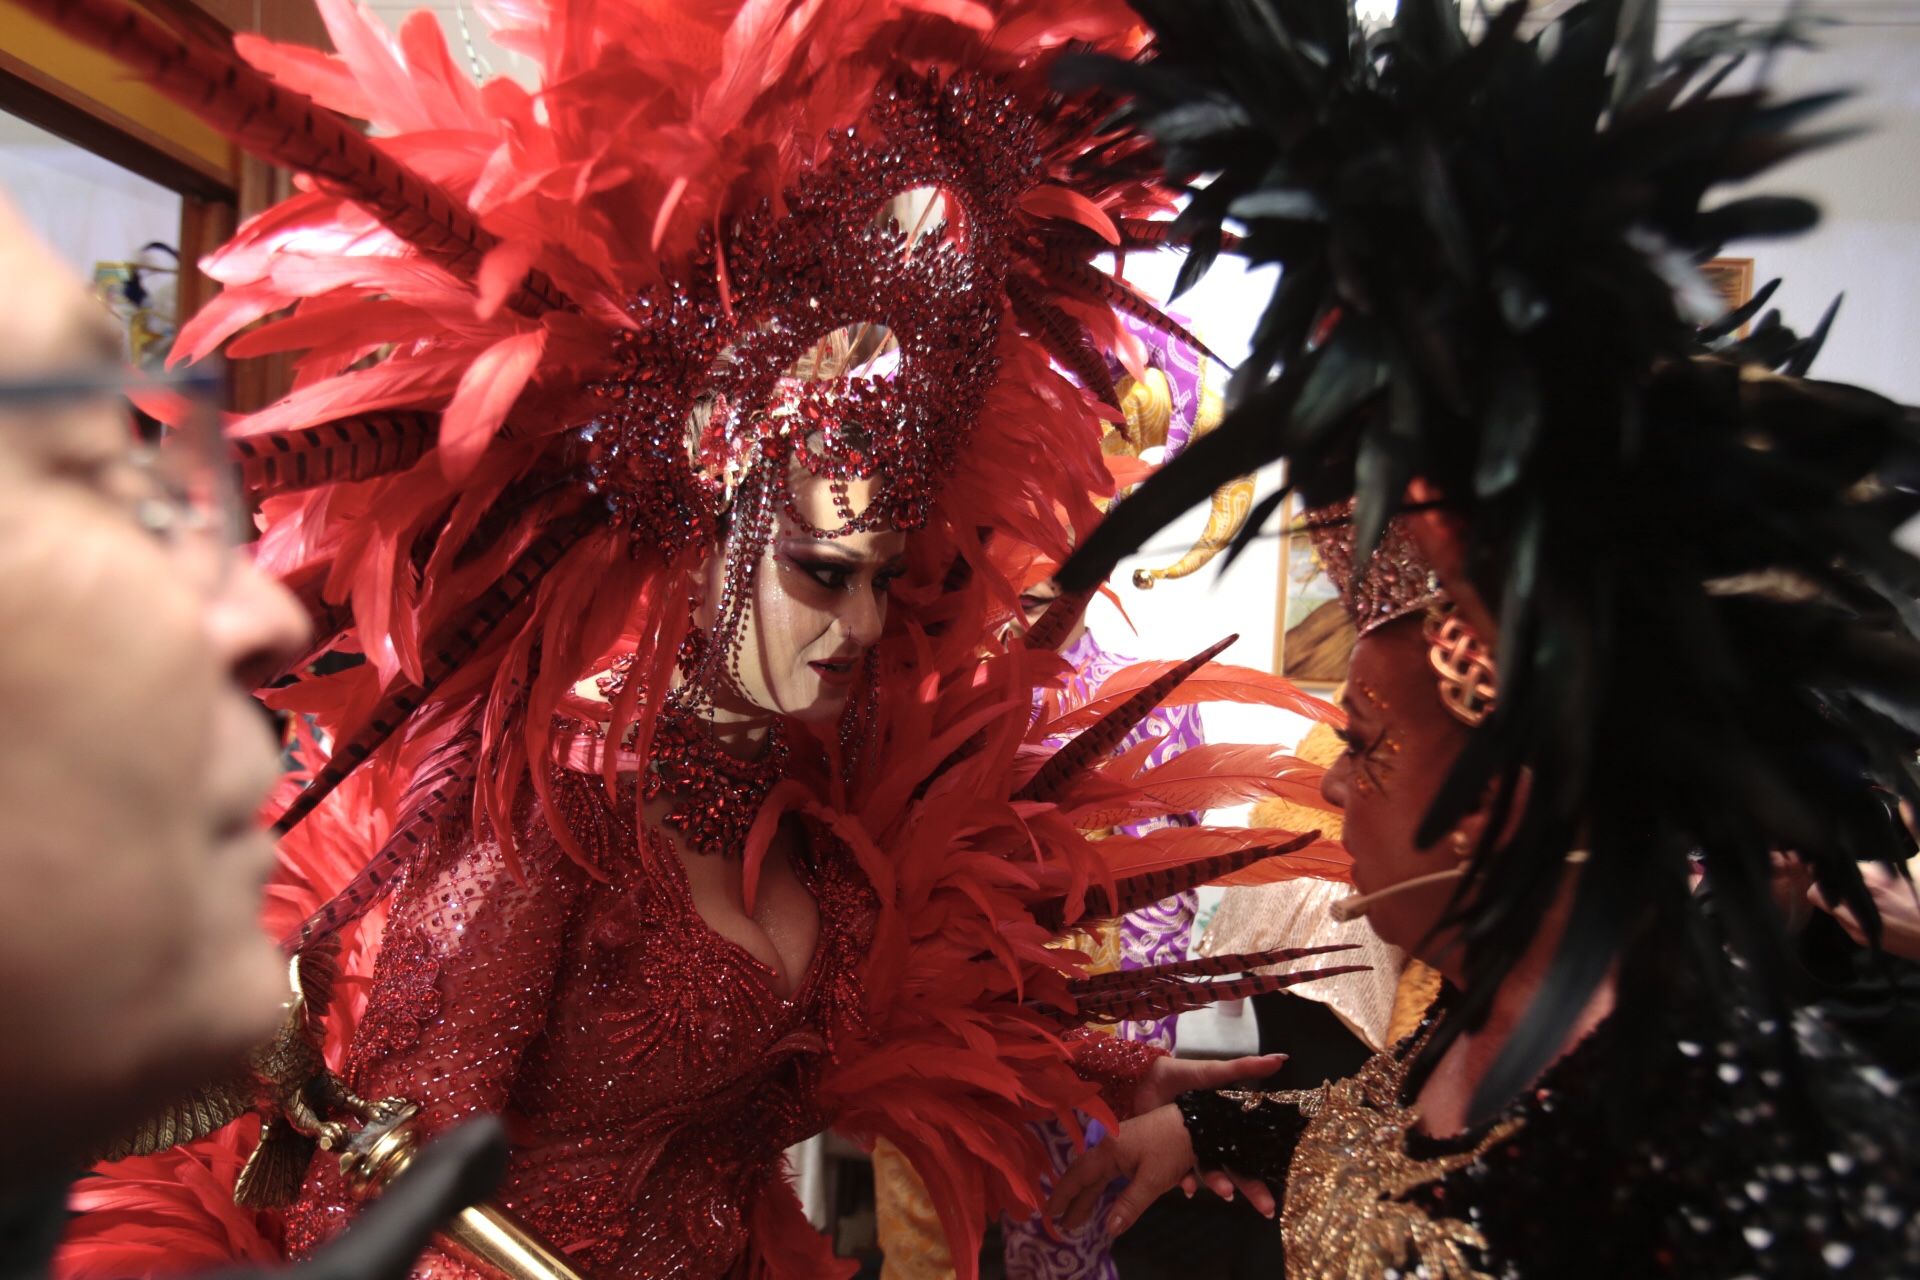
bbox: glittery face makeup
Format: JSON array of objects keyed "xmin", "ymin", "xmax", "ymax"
[{"xmin": 1319, "ymin": 617, "xmax": 1477, "ymax": 960}]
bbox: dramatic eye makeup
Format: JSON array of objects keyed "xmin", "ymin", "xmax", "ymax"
[
  {"xmin": 773, "ymin": 539, "xmax": 904, "ymax": 594},
  {"xmin": 1338, "ymin": 684, "xmax": 1398, "ymax": 791}
]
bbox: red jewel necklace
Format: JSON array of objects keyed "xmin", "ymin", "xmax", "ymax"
[
  {"xmin": 594, "ymin": 646, "xmax": 790, "ymax": 861},
  {"xmin": 643, "ymin": 694, "xmax": 789, "ymax": 861}
]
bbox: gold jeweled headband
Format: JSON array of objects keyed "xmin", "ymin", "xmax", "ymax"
[{"xmin": 1303, "ymin": 499, "xmax": 1497, "ymax": 726}]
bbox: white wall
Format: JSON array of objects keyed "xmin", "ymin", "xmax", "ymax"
[
  {"xmin": 1669, "ymin": 1, "xmax": 1920, "ymax": 404},
  {"xmin": 0, "ymin": 112, "xmax": 181, "ymax": 284}
]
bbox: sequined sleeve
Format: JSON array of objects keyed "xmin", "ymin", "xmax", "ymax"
[
  {"xmin": 1065, "ymin": 1029, "xmax": 1166, "ymax": 1118},
  {"xmin": 284, "ymin": 822, "xmax": 588, "ymax": 1269},
  {"xmin": 1177, "ymin": 1087, "xmax": 1315, "ymax": 1187},
  {"xmin": 343, "ymin": 826, "xmax": 585, "ymax": 1130}
]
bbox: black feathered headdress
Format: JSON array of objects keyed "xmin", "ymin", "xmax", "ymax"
[{"xmin": 1059, "ymin": 0, "xmax": 1920, "ymax": 1116}]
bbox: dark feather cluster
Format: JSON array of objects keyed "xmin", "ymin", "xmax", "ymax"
[{"xmin": 1059, "ymin": 0, "xmax": 1920, "ymax": 1116}]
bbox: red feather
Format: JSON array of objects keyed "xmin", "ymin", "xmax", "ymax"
[
  {"xmin": 438, "ymin": 328, "xmax": 547, "ymax": 480},
  {"xmin": 1018, "ymin": 634, "xmax": 1237, "ymax": 803},
  {"xmin": 1018, "ymin": 183, "xmax": 1121, "ymax": 244},
  {"xmin": 1045, "ymin": 661, "xmax": 1345, "ymax": 736}
]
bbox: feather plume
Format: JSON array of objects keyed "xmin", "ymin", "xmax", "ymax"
[
  {"xmin": 273, "ymin": 514, "xmax": 591, "ymax": 835},
  {"xmin": 1067, "ymin": 0, "xmax": 1920, "ymax": 1121},
  {"xmin": 1017, "ymin": 634, "xmax": 1235, "ymax": 802},
  {"xmin": 229, "ymin": 411, "xmax": 439, "ymax": 495}
]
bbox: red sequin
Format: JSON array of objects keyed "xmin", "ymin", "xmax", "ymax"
[
  {"xmin": 643, "ymin": 699, "xmax": 790, "ymax": 861},
  {"xmin": 283, "ymin": 770, "xmax": 876, "ymax": 1279}
]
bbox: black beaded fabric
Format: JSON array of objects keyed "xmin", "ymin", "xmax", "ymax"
[{"xmin": 1180, "ymin": 977, "xmax": 1920, "ymax": 1278}]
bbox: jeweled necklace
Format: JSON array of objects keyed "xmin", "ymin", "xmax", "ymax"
[{"xmin": 644, "ymin": 692, "xmax": 789, "ymax": 860}]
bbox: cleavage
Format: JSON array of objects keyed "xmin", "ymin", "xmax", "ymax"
[{"xmin": 667, "ymin": 827, "xmax": 822, "ymax": 1002}]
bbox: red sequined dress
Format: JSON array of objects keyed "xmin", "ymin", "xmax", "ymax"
[
  {"xmin": 31, "ymin": 4, "xmax": 1358, "ymax": 1277},
  {"xmin": 282, "ymin": 767, "xmax": 878, "ymax": 1279}
]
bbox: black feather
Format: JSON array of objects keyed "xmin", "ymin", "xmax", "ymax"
[{"xmin": 1071, "ymin": 0, "xmax": 1920, "ymax": 1121}]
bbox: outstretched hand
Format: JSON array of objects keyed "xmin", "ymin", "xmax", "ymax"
[
  {"xmin": 1051, "ymin": 1052, "xmax": 1289, "ymax": 1239},
  {"xmin": 1131, "ymin": 1051, "xmax": 1287, "ymax": 1116}
]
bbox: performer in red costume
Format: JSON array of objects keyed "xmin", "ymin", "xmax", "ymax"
[{"xmin": 35, "ymin": 3, "xmax": 1355, "ymax": 1278}]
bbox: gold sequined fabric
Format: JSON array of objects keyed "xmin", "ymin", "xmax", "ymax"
[
  {"xmin": 1386, "ymin": 961, "xmax": 1445, "ymax": 1047},
  {"xmin": 1269, "ymin": 1033, "xmax": 1521, "ymax": 1280}
]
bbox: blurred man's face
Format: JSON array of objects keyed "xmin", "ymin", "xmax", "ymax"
[{"xmin": 0, "ymin": 194, "xmax": 307, "ymax": 1177}]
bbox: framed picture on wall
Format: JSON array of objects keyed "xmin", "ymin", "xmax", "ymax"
[
  {"xmin": 1702, "ymin": 257, "xmax": 1756, "ymax": 330},
  {"xmin": 1272, "ymin": 494, "xmax": 1356, "ymax": 689}
]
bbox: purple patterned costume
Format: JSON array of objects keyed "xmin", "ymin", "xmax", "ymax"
[{"xmin": 1001, "ymin": 627, "xmax": 1207, "ymax": 1280}]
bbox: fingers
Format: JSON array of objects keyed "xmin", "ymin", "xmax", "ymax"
[
  {"xmin": 1204, "ymin": 1171, "xmax": 1235, "ymax": 1202},
  {"xmin": 1231, "ymin": 1172, "xmax": 1277, "ymax": 1218},
  {"xmin": 1103, "ymin": 1171, "xmax": 1167, "ymax": 1237},
  {"xmin": 1185, "ymin": 1052, "xmax": 1289, "ymax": 1090},
  {"xmin": 1860, "ymin": 861, "xmax": 1906, "ymax": 896},
  {"xmin": 1180, "ymin": 1173, "xmax": 1199, "ymax": 1199},
  {"xmin": 283, "ymin": 1118, "xmax": 508, "ymax": 1280},
  {"xmin": 1049, "ymin": 1143, "xmax": 1119, "ymax": 1231}
]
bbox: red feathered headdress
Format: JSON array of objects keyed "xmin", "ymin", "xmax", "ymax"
[{"xmin": 25, "ymin": 0, "xmax": 1193, "ymax": 874}]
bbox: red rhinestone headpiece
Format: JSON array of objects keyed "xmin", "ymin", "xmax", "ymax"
[
  {"xmin": 39, "ymin": 0, "xmax": 1191, "ymax": 842},
  {"xmin": 580, "ymin": 74, "xmax": 1035, "ymax": 554}
]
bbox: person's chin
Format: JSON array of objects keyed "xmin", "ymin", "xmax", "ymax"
[{"xmin": 787, "ymin": 685, "xmax": 850, "ymax": 725}]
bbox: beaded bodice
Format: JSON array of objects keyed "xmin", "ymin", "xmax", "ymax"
[{"xmin": 283, "ymin": 767, "xmax": 876, "ymax": 1279}]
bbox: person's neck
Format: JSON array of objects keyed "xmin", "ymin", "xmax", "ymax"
[
  {"xmin": 667, "ymin": 671, "xmax": 774, "ymax": 761},
  {"xmin": 1421, "ymin": 873, "xmax": 1615, "ymax": 1129}
]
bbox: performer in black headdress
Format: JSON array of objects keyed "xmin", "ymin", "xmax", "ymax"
[{"xmin": 1048, "ymin": 2, "xmax": 1920, "ymax": 1275}]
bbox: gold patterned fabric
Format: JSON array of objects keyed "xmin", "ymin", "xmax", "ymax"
[
  {"xmin": 1387, "ymin": 960, "xmax": 1444, "ymax": 1047},
  {"xmin": 1204, "ymin": 1025, "xmax": 1520, "ymax": 1280},
  {"xmin": 872, "ymin": 1138, "xmax": 955, "ymax": 1280},
  {"xmin": 1272, "ymin": 1039, "xmax": 1523, "ymax": 1280}
]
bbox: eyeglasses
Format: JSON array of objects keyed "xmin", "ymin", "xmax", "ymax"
[{"xmin": 0, "ymin": 365, "xmax": 241, "ymax": 594}]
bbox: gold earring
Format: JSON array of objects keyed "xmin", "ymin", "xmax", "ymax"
[{"xmin": 1449, "ymin": 830, "xmax": 1473, "ymax": 859}]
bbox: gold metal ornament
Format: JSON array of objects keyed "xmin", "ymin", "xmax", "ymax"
[
  {"xmin": 1130, "ymin": 380, "xmax": 1258, "ymax": 590},
  {"xmin": 1264, "ymin": 1029, "xmax": 1523, "ymax": 1280},
  {"xmin": 96, "ymin": 944, "xmax": 402, "ymax": 1208},
  {"xmin": 339, "ymin": 1103, "xmax": 587, "ymax": 1280},
  {"xmin": 1424, "ymin": 603, "xmax": 1497, "ymax": 727}
]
